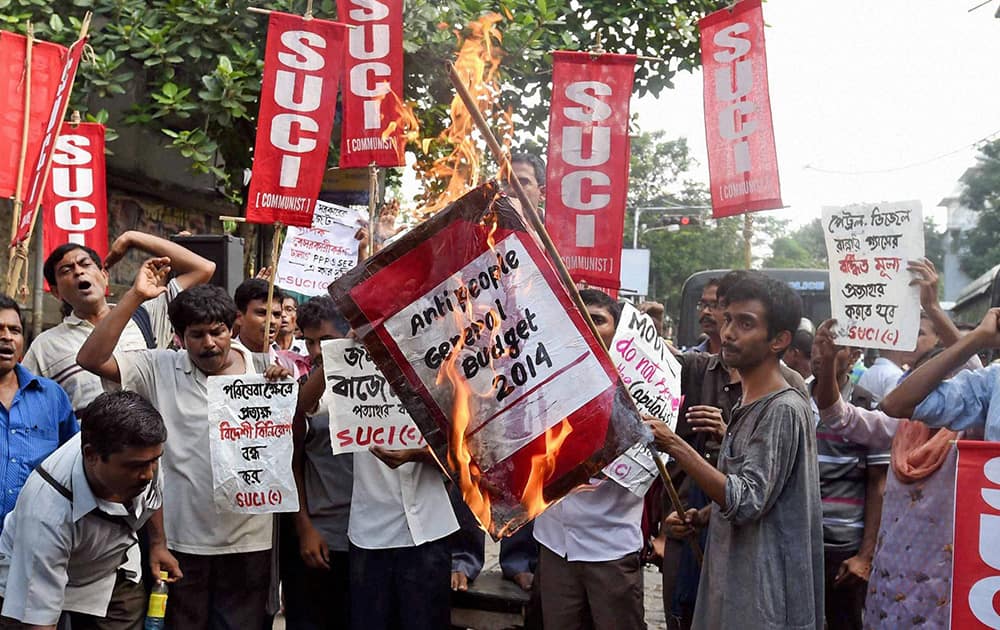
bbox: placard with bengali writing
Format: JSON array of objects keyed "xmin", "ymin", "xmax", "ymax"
[
  {"xmin": 822, "ymin": 201, "xmax": 923, "ymax": 351},
  {"xmin": 602, "ymin": 303, "xmax": 681, "ymax": 496},
  {"xmin": 322, "ymin": 338, "xmax": 426, "ymax": 454},
  {"xmin": 208, "ymin": 375, "xmax": 299, "ymax": 514},
  {"xmin": 276, "ymin": 200, "xmax": 363, "ymax": 297}
]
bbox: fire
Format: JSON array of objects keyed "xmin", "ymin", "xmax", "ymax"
[
  {"xmin": 379, "ymin": 89, "xmax": 421, "ymax": 146},
  {"xmin": 416, "ymin": 13, "xmax": 507, "ymax": 217},
  {"xmin": 519, "ymin": 418, "xmax": 574, "ymax": 518}
]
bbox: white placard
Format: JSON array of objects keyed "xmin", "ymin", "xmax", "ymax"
[
  {"xmin": 602, "ymin": 303, "xmax": 682, "ymax": 496},
  {"xmin": 322, "ymin": 338, "xmax": 425, "ymax": 454},
  {"xmin": 276, "ymin": 201, "xmax": 363, "ymax": 296},
  {"xmin": 208, "ymin": 375, "xmax": 299, "ymax": 513},
  {"xmin": 382, "ymin": 233, "xmax": 612, "ymax": 470},
  {"xmin": 822, "ymin": 201, "xmax": 924, "ymax": 351}
]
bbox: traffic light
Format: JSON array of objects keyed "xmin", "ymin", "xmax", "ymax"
[{"xmin": 656, "ymin": 215, "xmax": 700, "ymax": 227}]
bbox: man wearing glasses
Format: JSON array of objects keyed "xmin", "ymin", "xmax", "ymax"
[{"xmin": 689, "ymin": 278, "xmax": 722, "ymax": 354}]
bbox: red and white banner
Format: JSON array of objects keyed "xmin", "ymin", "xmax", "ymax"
[
  {"xmin": 952, "ymin": 440, "xmax": 1000, "ymax": 628},
  {"xmin": 544, "ymin": 51, "xmax": 635, "ymax": 294},
  {"xmin": 246, "ymin": 12, "xmax": 346, "ymax": 227},
  {"xmin": 42, "ymin": 122, "xmax": 108, "ymax": 283},
  {"xmin": 338, "ymin": 0, "xmax": 405, "ymax": 168},
  {"xmin": 699, "ymin": 0, "xmax": 781, "ymax": 218},
  {"xmin": 16, "ymin": 36, "xmax": 86, "ymax": 245}
]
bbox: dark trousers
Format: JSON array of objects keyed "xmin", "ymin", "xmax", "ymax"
[
  {"xmin": 280, "ymin": 517, "xmax": 350, "ymax": 630},
  {"xmin": 0, "ymin": 570, "xmax": 145, "ymax": 630},
  {"xmin": 349, "ymin": 538, "xmax": 450, "ymax": 630},
  {"xmin": 823, "ymin": 546, "xmax": 866, "ymax": 630},
  {"xmin": 536, "ymin": 545, "xmax": 645, "ymax": 630},
  {"xmin": 166, "ymin": 549, "xmax": 271, "ymax": 630}
]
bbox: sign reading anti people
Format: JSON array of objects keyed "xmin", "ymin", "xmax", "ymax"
[
  {"xmin": 602, "ymin": 303, "xmax": 682, "ymax": 496},
  {"xmin": 322, "ymin": 338, "xmax": 425, "ymax": 454},
  {"xmin": 208, "ymin": 375, "xmax": 299, "ymax": 513},
  {"xmin": 276, "ymin": 200, "xmax": 363, "ymax": 296},
  {"xmin": 822, "ymin": 201, "xmax": 923, "ymax": 351},
  {"xmin": 328, "ymin": 182, "xmax": 645, "ymax": 538}
]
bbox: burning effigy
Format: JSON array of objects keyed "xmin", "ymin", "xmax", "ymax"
[{"xmin": 328, "ymin": 183, "xmax": 646, "ymax": 538}]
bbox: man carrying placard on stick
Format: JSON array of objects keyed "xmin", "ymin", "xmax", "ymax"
[
  {"xmin": 647, "ymin": 271, "xmax": 823, "ymax": 629},
  {"xmin": 76, "ymin": 262, "xmax": 291, "ymax": 630}
]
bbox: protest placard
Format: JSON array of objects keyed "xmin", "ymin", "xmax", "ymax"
[
  {"xmin": 602, "ymin": 303, "xmax": 681, "ymax": 496},
  {"xmin": 276, "ymin": 200, "xmax": 362, "ymax": 296},
  {"xmin": 322, "ymin": 338, "xmax": 425, "ymax": 454},
  {"xmin": 328, "ymin": 182, "xmax": 646, "ymax": 538},
  {"xmin": 822, "ymin": 201, "xmax": 923, "ymax": 351},
  {"xmin": 208, "ymin": 375, "xmax": 299, "ymax": 514}
]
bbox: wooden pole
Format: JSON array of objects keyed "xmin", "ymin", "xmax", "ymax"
[
  {"xmin": 651, "ymin": 449, "xmax": 704, "ymax": 564},
  {"xmin": 743, "ymin": 212, "xmax": 753, "ymax": 269},
  {"xmin": 263, "ymin": 222, "xmax": 284, "ymax": 347},
  {"xmin": 7, "ymin": 22, "xmax": 34, "ymax": 296},
  {"xmin": 447, "ymin": 61, "xmax": 700, "ymax": 562},
  {"xmin": 368, "ymin": 164, "xmax": 378, "ymax": 257}
]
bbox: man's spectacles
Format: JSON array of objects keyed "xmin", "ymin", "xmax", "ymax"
[{"xmin": 696, "ymin": 300, "xmax": 719, "ymax": 311}]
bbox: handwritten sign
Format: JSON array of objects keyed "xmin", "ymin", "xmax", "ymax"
[
  {"xmin": 208, "ymin": 375, "xmax": 299, "ymax": 513},
  {"xmin": 603, "ymin": 303, "xmax": 681, "ymax": 496},
  {"xmin": 322, "ymin": 338, "xmax": 425, "ymax": 454},
  {"xmin": 382, "ymin": 233, "xmax": 613, "ymax": 470},
  {"xmin": 328, "ymin": 183, "xmax": 645, "ymax": 538},
  {"xmin": 276, "ymin": 200, "xmax": 363, "ymax": 297},
  {"xmin": 822, "ymin": 201, "xmax": 923, "ymax": 351}
]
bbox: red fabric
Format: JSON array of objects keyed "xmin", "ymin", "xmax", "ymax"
[
  {"xmin": 951, "ymin": 440, "xmax": 1000, "ymax": 628},
  {"xmin": 15, "ymin": 36, "xmax": 86, "ymax": 244},
  {"xmin": 544, "ymin": 51, "xmax": 635, "ymax": 293},
  {"xmin": 42, "ymin": 122, "xmax": 108, "ymax": 289},
  {"xmin": 699, "ymin": 0, "xmax": 782, "ymax": 218},
  {"xmin": 337, "ymin": 0, "xmax": 405, "ymax": 168},
  {"xmin": 246, "ymin": 12, "xmax": 346, "ymax": 226}
]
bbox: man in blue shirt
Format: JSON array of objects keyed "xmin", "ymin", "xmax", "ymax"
[{"xmin": 0, "ymin": 294, "xmax": 77, "ymax": 529}]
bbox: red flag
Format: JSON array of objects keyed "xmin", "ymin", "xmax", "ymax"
[
  {"xmin": 338, "ymin": 0, "xmax": 405, "ymax": 168},
  {"xmin": 699, "ymin": 0, "xmax": 781, "ymax": 218},
  {"xmin": 951, "ymin": 440, "xmax": 1000, "ymax": 628},
  {"xmin": 42, "ymin": 122, "xmax": 108, "ymax": 288},
  {"xmin": 13, "ymin": 36, "xmax": 86, "ymax": 245},
  {"xmin": 246, "ymin": 12, "xmax": 346, "ymax": 226},
  {"xmin": 544, "ymin": 51, "xmax": 635, "ymax": 294},
  {"xmin": 0, "ymin": 33, "xmax": 67, "ymax": 201}
]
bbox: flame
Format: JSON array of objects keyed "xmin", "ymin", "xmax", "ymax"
[
  {"xmin": 379, "ymin": 89, "xmax": 421, "ymax": 146},
  {"xmin": 520, "ymin": 418, "xmax": 574, "ymax": 517},
  {"xmin": 416, "ymin": 13, "xmax": 508, "ymax": 217}
]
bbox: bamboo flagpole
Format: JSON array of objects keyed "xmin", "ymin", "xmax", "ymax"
[
  {"xmin": 262, "ymin": 222, "xmax": 285, "ymax": 350},
  {"xmin": 446, "ymin": 61, "xmax": 702, "ymax": 562},
  {"xmin": 7, "ymin": 22, "xmax": 34, "ymax": 296},
  {"xmin": 368, "ymin": 164, "xmax": 379, "ymax": 257}
]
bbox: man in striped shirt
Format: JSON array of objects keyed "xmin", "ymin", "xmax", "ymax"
[{"xmin": 811, "ymin": 340, "xmax": 888, "ymax": 630}]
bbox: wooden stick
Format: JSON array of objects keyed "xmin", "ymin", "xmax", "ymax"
[
  {"xmin": 368, "ymin": 164, "xmax": 378, "ymax": 258},
  {"xmin": 263, "ymin": 222, "xmax": 284, "ymax": 346},
  {"xmin": 743, "ymin": 213, "xmax": 753, "ymax": 269},
  {"xmin": 651, "ymin": 449, "xmax": 704, "ymax": 565},
  {"xmin": 247, "ymin": 6, "xmax": 354, "ymax": 26},
  {"xmin": 446, "ymin": 61, "xmax": 702, "ymax": 561},
  {"xmin": 218, "ymin": 215, "xmax": 248, "ymax": 223},
  {"xmin": 8, "ymin": 22, "xmax": 33, "ymax": 295}
]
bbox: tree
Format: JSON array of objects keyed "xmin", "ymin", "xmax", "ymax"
[
  {"xmin": 958, "ymin": 139, "xmax": 1000, "ymax": 279},
  {"xmin": 3, "ymin": 0, "xmax": 721, "ymax": 202},
  {"xmin": 763, "ymin": 218, "xmax": 825, "ymax": 268}
]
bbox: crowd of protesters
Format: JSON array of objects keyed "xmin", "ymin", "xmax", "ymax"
[{"xmin": 0, "ymin": 154, "xmax": 996, "ymax": 630}]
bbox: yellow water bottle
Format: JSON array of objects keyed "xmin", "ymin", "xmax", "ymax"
[{"xmin": 143, "ymin": 571, "xmax": 169, "ymax": 630}]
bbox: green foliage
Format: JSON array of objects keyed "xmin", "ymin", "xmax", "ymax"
[
  {"xmin": 4, "ymin": 0, "xmax": 721, "ymax": 203},
  {"xmin": 959, "ymin": 139, "xmax": 1000, "ymax": 279},
  {"xmin": 764, "ymin": 218, "xmax": 825, "ymax": 268}
]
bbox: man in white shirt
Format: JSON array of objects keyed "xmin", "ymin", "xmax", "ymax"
[
  {"xmin": 233, "ymin": 279, "xmax": 307, "ymax": 377},
  {"xmin": 532, "ymin": 288, "xmax": 646, "ymax": 629},
  {"xmin": 0, "ymin": 390, "xmax": 177, "ymax": 630},
  {"xmin": 77, "ymin": 263, "xmax": 290, "ymax": 630},
  {"xmin": 23, "ymin": 232, "xmax": 215, "ymax": 412}
]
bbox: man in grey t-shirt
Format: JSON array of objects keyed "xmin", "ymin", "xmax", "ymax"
[{"xmin": 648, "ymin": 271, "xmax": 823, "ymax": 630}]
